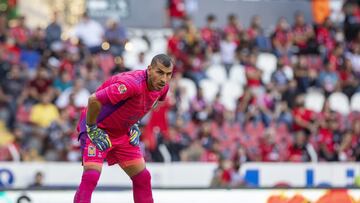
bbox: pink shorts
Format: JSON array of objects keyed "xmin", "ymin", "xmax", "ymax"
[{"xmin": 79, "ymin": 132, "xmax": 144, "ymax": 168}]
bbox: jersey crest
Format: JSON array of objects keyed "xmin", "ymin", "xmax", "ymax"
[{"xmin": 118, "ymin": 84, "xmax": 127, "ymax": 94}]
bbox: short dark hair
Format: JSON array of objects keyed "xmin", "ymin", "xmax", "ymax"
[
  {"xmin": 207, "ymin": 14, "xmax": 216, "ymax": 22},
  {"xmin": 151, "ymin": 54, "xmax": 173, "ymax": 68}
]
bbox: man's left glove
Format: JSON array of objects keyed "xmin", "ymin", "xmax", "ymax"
[
  {"xmin": 86, "ymin": 124, "xmax": 112, "ymax": 151},
  {"xmin": 128, "ymin": 122, "xmax": 141, "ymax": 146}
]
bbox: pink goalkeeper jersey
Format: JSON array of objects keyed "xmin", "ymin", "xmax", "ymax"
[{"xmin": 77, "ymin": 70, "xmax": 169, "ymax": 142}]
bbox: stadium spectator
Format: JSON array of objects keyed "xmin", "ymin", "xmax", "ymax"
[
  {"xmin": 210, "ymin": 157, "xmax": 232, "ymax": 188},
  {"xmin": 45, "ymin": 12, "xmax": 62, "ymax": 46},
  {"xmin": 29, "ymin": 93, "xmax": 59, "ymax": 128},
  {"xmin": 224, "ymin": 14, "xmax": 242, "ymax": 43},
  {"xmin": 292, "ymin": 11, "xmax": 317, "ymax": 55},
  {"xmin": 56, "ymin": 79, "xmax": 90, "ymax": 109},
  {"xmin": 73, "ymin": 12, "xmax": 104, "ymax": 53},
  {"xmin": 104, "ymin": 18, "xmax": 127, "ymax": 57},
  {"xmin": 201, "ymin": 14, "xmax": 221, "ymax": 53},
  {"xmin": 247, "ymin": 15, "xmax": 271, "ymax": 51},
  {"xmin": 287, "ymin": 130, "xmax": 312, "ymax": 162},
  {"xmin": 166, "ymin": 0, "xmax": 186, "ymax": 28},
  {"xmin": 220, "ymin": 32, "xmax": 237, "ymax": 75},
  {"xmin": 28, "ymin": 67, "xmax": 53, "ymax": 101},
  {"xmin": 318, "ymin": 61, "xmax": 340, "ymax": 96},
  {"xmin": 133, "ymin": 52, "xmax": 147, "ymax": 70},
  {"xmin": 9, "ymin": 15, "xmax": 30, "ymax": 47},
  {"xmin": 345, "ymin": 41, "xmax": 360, "ymax": 78},
  {"xmin": 292, "ymin": 94, "xmax": 317, "ymax": 135},
  {"xmin": 338, "ymin": 58, "xmax": 359, "ymax": 98},
  {"xmin": 316, "ymin": 17, "xmax": 336, "ymax": 57},
  {"xmin": 343, "ymin": 0, "xmax": 360, "ymax": 42},
  {"xmin": 272, "ymin": 17, "xmax": 293, "ymax": 58},
  {"xmin": 0, "ymin": 1, "xmax": 359, "ymax": 168},
  {"xmin": 28, "ymin": 171, "xmax": 44, "ymax": 188}
]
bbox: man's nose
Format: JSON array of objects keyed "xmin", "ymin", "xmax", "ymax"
[{"xmin": 161, "ymin": 75, "xmax": 167, "ymax": 83}]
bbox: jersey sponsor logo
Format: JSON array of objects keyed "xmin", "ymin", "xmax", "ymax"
[
  {"xmin": 88, "ymin": 145, "xmax": 96, "ymax": 157},
  {"xmin": 118, "ymin": 84, "xmax": 127, "ymax": 94}
]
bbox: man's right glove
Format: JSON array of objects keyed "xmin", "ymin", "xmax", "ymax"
[
  {"xmin": 128, "ymin": 122, "xmax": 141, "ymax": 146},
  {"xmin": 86, "ymin": 124, "xmax": 112, "ymax": 151}
]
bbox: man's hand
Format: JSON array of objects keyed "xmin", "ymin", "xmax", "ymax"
[
  {"xmin": 128, "ymin": 123, "xmax": 141, "ymax": 146},
  {"xmin": 86, "ymin": 124, "xmax": 112, "ymax": 151}
]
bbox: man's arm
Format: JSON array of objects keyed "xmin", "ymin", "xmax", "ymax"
[
  {"xmin": 85, "ymin": 93, "xmax": 111, "ymax": 151},
  {"xmin": 86, "ymin": 94, "xmax": 102, "ymax": 126}
]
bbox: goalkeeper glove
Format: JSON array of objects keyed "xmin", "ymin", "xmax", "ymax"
[
  {"xmin": 128, "ymin": 122, "xmax": 141, "ymax": 146},
  {"xmin": 86, "ymin": 124, "xmax": 112, "ymax": 151}
]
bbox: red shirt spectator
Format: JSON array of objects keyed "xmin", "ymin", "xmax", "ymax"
[
  {"xmin": 316, "ymin": 18, "xmax": 335, "ymax": 52},
  {"xmin": 260, "ymin": 130, "xmax": 282, "ymax": 162},
  {"xmin": 9, "ymin": 16, "xmax": 30, "ymax": 45},
  {"xmin": 1, "ymin": 40, "xmax": 20, "ymax": 64},
  {"xmin": 292, "ymin": 107, "xmax": 316, "ymax": 132},
  {"xmin": 143, "ymin": 99, "xmax": 171, "ymax": 150},
  {"xmin": 273, "ymin": 27, "xmax": 292, "ymax": 47},
  {"xmin": 288, "ymin": 131, "xmax": 310, "ymax": 162},
  {"xmin": 247, "ymin": 15, "xmax": 263, "ymax": 41},
  {"xmin": 292, "ymin": 12, "xmax": 314, "ymax": 50},
  {"xmin": 167, "ymin": 0, "xmax": 186, "ymax": 19},
  {"xmin": 201, "ymin": 14, "xmax": 221, "ymax": 52},
  {"xmin": 272, "ymin": 17, "xmax": 293, "ymax": 57},
  {"xmin": 318, "ymin": 127, "xmax": 336, "ymax": 153},
  {"xmin": 224, "ymin": 14, "xmax": 242, "ymax": 44},
  {"xmin": 245, "ymin": 66, "xmax": 262, "ymax": 87}
]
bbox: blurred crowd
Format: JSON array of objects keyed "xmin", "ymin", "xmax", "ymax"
[
  {"xmin": 0, "ymin": 0, "xmax": 359, "ymax": 188},
  {"xmin": 165, "ymin": 0, "xmax": 360, "ymax": 187}
]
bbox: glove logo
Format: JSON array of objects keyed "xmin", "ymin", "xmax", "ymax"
[
  {"xmin": 88, "ymin": 145, "xmax": 96, "ymax": 157},
  {"xmin": 118, "ymin": 84, "xmax": 127, "ymax": 94}
]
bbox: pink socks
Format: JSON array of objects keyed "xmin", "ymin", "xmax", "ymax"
[
  {"xmin": 74, "ymin": 168, "xmax": 153, "ymax": 203},
  {"xmin": 131, "ymin": 168, "xmax": 154, "ymax": 203},
  {"xmin": 74, "ymin": 170, "xmax": 101, "ymax": 203}
]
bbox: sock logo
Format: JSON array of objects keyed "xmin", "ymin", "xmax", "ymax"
[{"xmin": 88, "ymin": 146, "xmax": 96, "ymax": 157}]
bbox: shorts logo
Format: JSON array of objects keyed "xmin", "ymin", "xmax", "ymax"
[
  {"xmin": 118, "ymin": 84, "xmax": 127, "ymax": 94},
  {"xmin": 88, "ymin": 145, "xmax": 96, "ymax": 157}
]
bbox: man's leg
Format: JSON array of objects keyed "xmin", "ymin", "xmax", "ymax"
[
  {"xmin": 74, "ymin": 133, "xmax": 106, "ymax": 203},
  {"xmin": 122, "ymin": 161, "xmax": 153, "ymax": 203},
  {"xmin": 74, "ymin": 165, "xmax": 102, "ymax": 203}
]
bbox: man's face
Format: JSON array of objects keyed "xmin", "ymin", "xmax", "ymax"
[{"xmin": 147, "ymin": 62, "xmax": 173, "ymax": 91}]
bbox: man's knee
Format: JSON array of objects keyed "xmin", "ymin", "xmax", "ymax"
[
  {"xmin": 131, "ymin": 168, "xmax": 151, "ymax": 185},
  {"xmin": 82, "ymin": 169, "xmax": 101, "ymax": 186}
]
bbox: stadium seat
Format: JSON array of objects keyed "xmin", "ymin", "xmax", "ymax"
[
  {"xmin": 150, "ymin": 37, "xmax": 167, "ymax": 53},
  {"xmin": 199, "ymin": 79, "xmax": 219, "ymax": 103},
  {"xmin": 205, "ymin": 64, "xmax": 227, "ymax": 84},
  {"xmin": 127, "ymin": 37, "xmax": 148, "ymax": 53},
  {"xmin": 123, "ymin": 51, "xmax": 138, "ymax": 68},
  {"xmin": 328, "ymin": 92, "xmax": 350, "ymax": 115},
  {"xmin": 178, "ymin": 78, "xmax": 197, "ymax": 102},
  {"xmin": 350, "ymin": 92, "xmax": 360, "ymax": 112},
  {"xmin": 220, "ymin": 81, "xmax": 244, "ymax": 111},
  {"xmin": 283, "ymin": 64, "xmax": 294, "ymax": 80},
  {"xmin": 210, "ymin": 53, "xmax": 222, "ymax": 65},
  {"xmin": 256, "ymin": 52, "xmax": 277, "ymax": 84},
  {"xmin": 145, "ymin": 51, "xmax": 158, "ymax": 64},
  {"xmin": 229, "ymin": 64, "xmax": 247, "ymax": 86},
  {"xmin": 305, "ymin": 89, "xmax": 325, "ymax": 113}
]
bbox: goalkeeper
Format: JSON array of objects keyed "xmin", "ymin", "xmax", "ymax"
[{"xmin": 74, "ymin": 54, "xmax": 173, "ymax": 203}]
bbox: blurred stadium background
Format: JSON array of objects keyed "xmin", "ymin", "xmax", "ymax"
[{"xmin": 1, "ymin": 0, "xmax": 360, "ymax": 202}]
